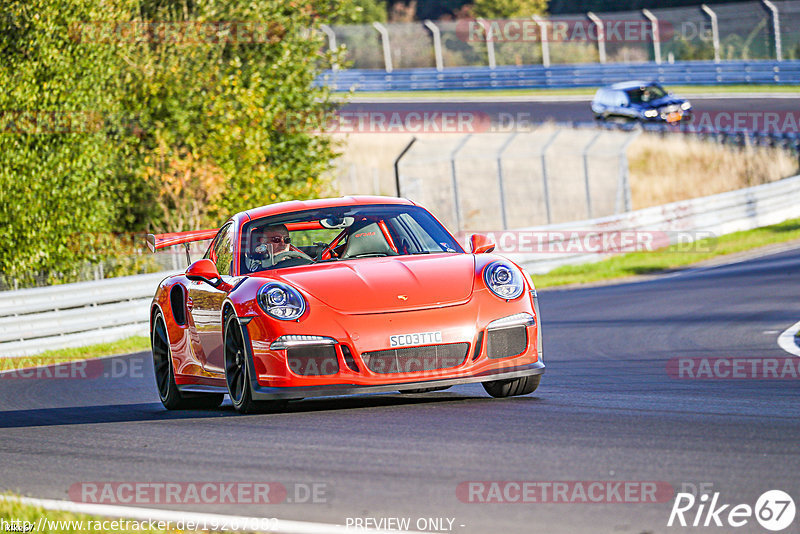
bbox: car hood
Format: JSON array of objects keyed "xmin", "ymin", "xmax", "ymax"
[
  {"xmin": 273, "ymin": 254, "xmax": 475, "ymax": 314},
  {"xmin": 649, "ymin": 96, "xmax": 685, "ymax": 109}
]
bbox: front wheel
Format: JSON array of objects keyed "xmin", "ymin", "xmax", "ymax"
[
  {"xmin": 482, "ymin": 374, "xmax": 541, "ymax": 398},
  {"xmin": 224, "ymin": 313, "xmax": 285, "ymax": 414},
  {"xmin": 151, "ymin": 312, "xmax": 223, "ymax": 410}
]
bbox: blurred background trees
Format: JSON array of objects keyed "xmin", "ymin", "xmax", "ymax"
[{"xmin": 0, "ymin": 0, "xmax": 347, "ymax": 287}]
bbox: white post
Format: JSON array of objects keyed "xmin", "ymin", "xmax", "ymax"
[
  {"xmin": 582, "ymin": 131, "xmax": 603, "ymax": 219},
  {"xmin": 701, "ymin": 5, "xmax": 721, "ymax": 63},
  {"xmin": 532, "ymin": 15, "xmax": 550, "ymax": 68},
  {"xmin": 450, "ymin": 135, "xmax": 472, "ymax": 232},
  {"xmin": 476, "ymin": 18, "xmax": 496, "ymax": 69},
  {"xmin": 423, "ymin": 20, "xmax": 444, "ymax": 71},
  {"xmin": 587, "ymin": 12, "xmax": 606, "ymax": 64},
  {"xmin": 617, "ymin": 130, "xmax": 641, "ymax": 213},
  {"xmin": 642, "ymin": 9, "xmax": 661, "ymax": 64},
  {"xmin": 496, "ymin": 132, "xmax": 518, "ymax": 230},
  {"xmin": 762, "ymin": 0, "xmax": 783, "ymax": 61},
  {"xmin": 540, "ymin": 130, "xmax": 561, "ymax": 224},
  {"xmin": 319, "ymin": 24, "xmax": 338, "ymax": 70},
  {"xmin": 372, "ymin": 22, "xmax": 393, "ymax": 73}
]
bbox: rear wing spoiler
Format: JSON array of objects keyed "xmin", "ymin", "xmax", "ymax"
[{"xmin": 145, "ymin": 229, "xmax": 218, "ymax": 252}]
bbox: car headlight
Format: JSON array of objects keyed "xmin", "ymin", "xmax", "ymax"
[
  {"xmin": 680, "ymin": 101, "xmax": 692, "ymax": 110},
  {"xmin": 483, "ymin": 261, "xmax": 525, "ymax": 300},
  {"xmin": 257, "ymin": 282, "xmax": 306, "ymax": 320},
  {"xmin": 644, "ymin": 109, "xmax": 659, "ymax": 118}
]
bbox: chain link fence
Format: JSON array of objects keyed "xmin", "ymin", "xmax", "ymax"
[
  {"xmin": 323, "ymin": 0, "xmax": 794, "ymax": 70},
  {"xmin": 392, "ymin": 127, "xmax": 639, "ymax": 233}
]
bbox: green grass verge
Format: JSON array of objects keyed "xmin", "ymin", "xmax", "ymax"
[
  {"xmin": 14, "ymin": 336, "xmax": 151, "ymax": 367},
  {"xmin": 534, "ymin": 217, "xmax": 800, "ymax": 288},
  {"xmin": 0, "ymin": 496, "xmax": 214, "ymax": 534},
  {"xmin": 347, "ymin": 84, "xmax": 800, "ymax": 99}
]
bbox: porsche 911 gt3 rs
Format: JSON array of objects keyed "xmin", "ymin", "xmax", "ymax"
[{"xmin": 146, "ymin": 196, "xmax": 544, "ymax": 413}]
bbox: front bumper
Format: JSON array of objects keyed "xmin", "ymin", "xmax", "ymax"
[
  {"xmin": 247, "ymin": 360, "xmax": 545, "ymax": 400},
  {"xmin": 237, "ymin": 293, "xmax": 544, "ymax": 400}
]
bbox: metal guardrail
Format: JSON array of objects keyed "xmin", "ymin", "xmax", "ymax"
[
  {"xmin": 318, "ymin": 60, "xmax": 800, "ymax": 92},
  {"xmin": 502, "ymin": 173, "xmax": 800, "ymax": 273},
  {"xmin": 0, "ymin": 272, "xmax": 172, "ymax": 358}
]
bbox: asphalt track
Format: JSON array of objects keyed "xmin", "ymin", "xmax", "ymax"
[
  {"xmin": 1, "ymin": 248, "xmax": 799, "ymax": 533},
  {"xmin": 341, "ymin": 96, "xmax": 800, "ymax": 132}
]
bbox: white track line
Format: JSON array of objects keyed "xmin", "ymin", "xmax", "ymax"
[
  {"xmin": 0, "ymin": 495, "xmax": 423, "ymax": 534},
  {"xmin": 777, "ymin": 320, "xmax": 800, "ymax": 358}
]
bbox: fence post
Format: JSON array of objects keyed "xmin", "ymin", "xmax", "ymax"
[
  {"xmin": 496, "ymin": 132, "xmax": 518, "ymax": 230},
  {"xmin": 450, "ymin": 135, "xmax": 472, "ymax": 232},
  {"xmin": 762, "ymin": 0, "xmax": 783, "ymax": 61},
  {"xmin": 319, "ymin": 25, "xmax": 338, "ymax": 69},
  {"xmin": 642, "ymin": 9, "xmax": 662, "ymax": 64},
  {"xmin": 701, "ymin": 5, "xmax": 721, "ymax": 63},
  {"xmin": 587, "ymin": 12, "xmax": 606, "ymax": 64},
  {"xmin": 394, "ymin": 137, "xmax": 417, "ymax": 196},
  {"xmin": 319, "ymin": 25, "xmax": 336, "ymax": 49},
  {"xmin": 532, "ymin": 15, "xmax": 550, "ymax": 68},
  {"xmin": 423, "ymin": 20, "xmax": 444, "ymax": 71},
  {"xmin": 476, "ymin": 18, "xmax": 496, "ymax": 69},
  {"xmin": 540, "ymin": 130, "xmax": 561, "ymax": 224},
  {"xmin": 582, "ymin": 131, "xmax": 603, "ymax": 219},
  {"xmin": 616, "ymin": 130, "xmax": 641, "ymax": 213},
  {"xmin": 372, "ymin": 22, "xmax": 393, "ymax": 73}
]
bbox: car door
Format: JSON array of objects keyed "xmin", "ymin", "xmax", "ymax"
[{"xmin": 187, "ymin": 222, "xmax": 236, "ymax": 375}]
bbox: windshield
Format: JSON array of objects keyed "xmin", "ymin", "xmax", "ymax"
[
  {"xmin": 239, "ymin": 204, "xmax": 463, "ymax": 273},
  {"xmin": 625, "ymin": 84, "xmax": 667, "ymax": 104}
]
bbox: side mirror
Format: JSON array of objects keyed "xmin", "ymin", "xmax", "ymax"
[
  {"xmin": 186, "ymin": 259, "xmax": 221, "ymax": 287},
  {"xmin": 470, "ymin": 234, "xmax": 495, "ymax": 254}
]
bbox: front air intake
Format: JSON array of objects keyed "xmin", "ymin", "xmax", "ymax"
[
  {"xmin": 362, "ymin": 343, "xmax": 469, "ymax": 374},
  {"xmin": 287, "ymin": 345, "xmax": 339, "ymax": 376},
  {"xmin": 486, "ymin": 326, "xmax": 527, "ymax": 359}
]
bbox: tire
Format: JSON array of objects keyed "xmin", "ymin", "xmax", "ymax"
[
  {"xmin": 482, "ymin": 374, "xmax": 541, "ymax": 398},
  {"xmin": 224, "ymin": 312, "xmax": 285, "ymax": 414},
  {"xmin": 151, "ymin": 312, "xmax": 223, "ymax": 410}
]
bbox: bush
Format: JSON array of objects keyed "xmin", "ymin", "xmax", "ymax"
[{"xmin": 0, "ymin": 0, "xmax": 347, "ymax": 287}]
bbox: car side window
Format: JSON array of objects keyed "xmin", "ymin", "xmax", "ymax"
[{"xmin": 205, "ymin": 223, "xmax": 234, "ymax": 276}]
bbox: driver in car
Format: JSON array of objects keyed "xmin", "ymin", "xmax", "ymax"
[
  {"xmin": 246, "ymin": 224, "xmax": 315, "ymax": 272},
  {"xmin": 247, "ymin": 224, "xmax": 291, "ymax": 272}
]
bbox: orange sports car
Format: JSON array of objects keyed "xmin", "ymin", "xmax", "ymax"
[{"xmin": 146, "ymin": 196, "xmax": 544, "ymax": 413}]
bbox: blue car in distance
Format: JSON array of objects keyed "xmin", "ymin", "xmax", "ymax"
[{"xmin": 591, "ymin": 81, "xmax": 692, "ymax": 124}]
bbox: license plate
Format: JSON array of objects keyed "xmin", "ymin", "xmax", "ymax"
[
  {"xmin": 666, "ymin": 112, "xmax": 682, "ymax": 123},
  {"xmin": 389, "ymin": 331, "xmax": 443, "ymax": 347}
]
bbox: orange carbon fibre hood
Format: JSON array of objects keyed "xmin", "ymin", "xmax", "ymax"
[{"xmin": 268, "ymin": 254, "xmax": 476, "ymax": 314}]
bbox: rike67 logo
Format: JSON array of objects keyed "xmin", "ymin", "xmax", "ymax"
[{"xmin": 668, "ymin": 490, "xmax": 796, "ymax": 531}]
